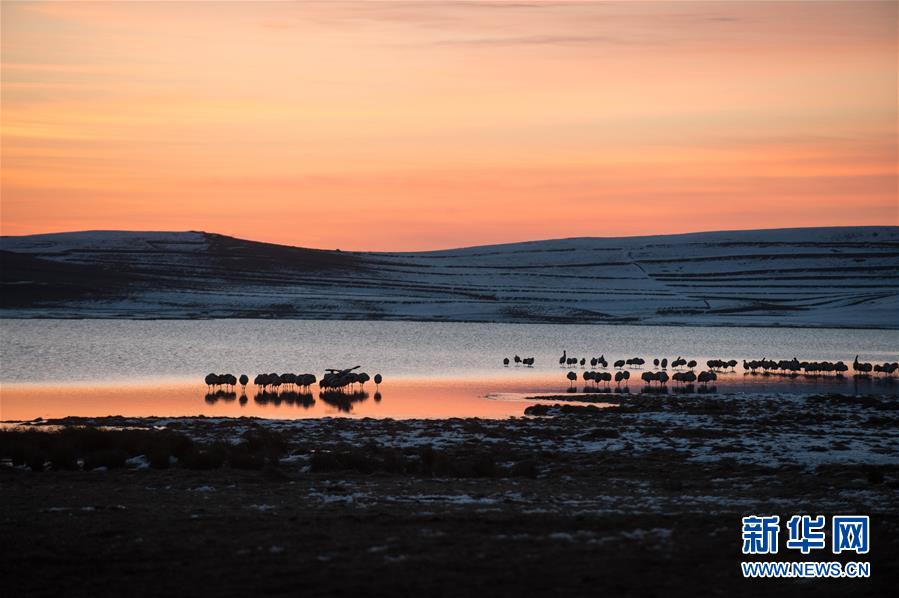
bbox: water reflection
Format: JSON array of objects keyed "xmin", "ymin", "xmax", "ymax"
[
  {"xmin": 3, "ymin": 369, "xmax": 898, "ymax": 422},
  {"xmin": 253, "ymin": 390, "xmax": 315, "ymax": 409},
  {"xmin": 641, "ymin": 385, "xmax": 668, "ymax": 394},
  {"xmin": 202, "ymin": 387, "xmax": 377, "ymax": 412},
  {"xmin": 1, "ymin": 378, "xmax": 550, "ymax": 420},
  {"xmin": 744, "ymin": 371, "xmax": 898, "ymax": 385},
  {"xmin": 569, "ymin": 386, "xmax": 633, "ymax": 394},
  {"xmin": 318, "ymin": 390, "xmax": 370, "ymax": 413},
  {"xmin": 672, "ymin": 385, "xmax": 696, "ymax": 394},
  {"xmin": 745, "ymin": 371, "xmax": 848, "ymax": 380},
  {"xmin": 204, "ymin": 390, "xmax": 237, "ymax": 403}
]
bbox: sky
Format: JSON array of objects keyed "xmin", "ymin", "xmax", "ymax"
[{"xmin": 1, "ymin": 0, "xmax": 897, "ymax": 250}]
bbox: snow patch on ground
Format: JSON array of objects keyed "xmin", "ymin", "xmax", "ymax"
[{"xmin": 3, "ymin": 227, "xmax": 896, "ymax": 328}]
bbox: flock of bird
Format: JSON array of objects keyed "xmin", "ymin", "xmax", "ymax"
[
  {"xmin": 742, "ymin": 356, "xmax": 898, "ymax": 377},
  {"xmin": 503, "ymin": 352, "xmax": 714, "ymax": 371},
  {"xmin": 567, "ymin": 368, "xmax": 718, "ymax": 388},
  {"xmin": 203, "ymin": 352, "xmax": 897, "ymax": 400},
  {"xmin": 573, "ymin": 370, "xmax": 632, "ymax": 387},
  {"xmin": 555, "ymin": 351, "xmax": 725, "ymax": 388},
  {"xmin": 504, "ymin": 355, "xmax": 535, "ymax": 367},
  {"xmin": 254, "ymin": 372, "xmax": 316, "ymax": 390},
  {"xmin": 501, "ymin": 350, "xmax": 897, "ymax": 391},
  {"xmin": 320, "ymin": 367, "xmax": 382, "ymax": 392},
  {"xmin": 204, "ymin": 366, "xmax": 383, "ymax": 394},
  {"xmin": 204, "ymin": 373, "xmax": 243, "ymax": 389}
]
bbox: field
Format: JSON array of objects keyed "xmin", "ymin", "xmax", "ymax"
[
  {"xmin": 2, "ymin": 226, "xmax": 897, "ymax": 327},
  {"xmin": 3, "ymin": 392, "xmax": 897, "ymax": 596}
]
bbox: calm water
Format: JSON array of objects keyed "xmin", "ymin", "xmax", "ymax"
[{"xmin": 1, "ymin": 320, "xmax": 896, "ymax": 419}]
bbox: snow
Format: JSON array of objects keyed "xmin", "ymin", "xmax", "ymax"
[
  {"xmin": 126, "ymin": 455, "xmax": 150, "ymax": 470},
  {"xmin": 2, "ymin": 227, "xmax": 896, "ymax": 328}
]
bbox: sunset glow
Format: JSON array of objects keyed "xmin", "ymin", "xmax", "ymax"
[{"xmin": 2, "ymin": 0, "xmax": 897, "ymax": 250}]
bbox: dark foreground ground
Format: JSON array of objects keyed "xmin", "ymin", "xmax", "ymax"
[{"xmin": 2, "ymin": 393, "xmax": 898, "ymax": 597}]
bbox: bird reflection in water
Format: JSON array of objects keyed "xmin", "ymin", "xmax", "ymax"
[
  {"xmin": 318, "ymin": 390, "xmax": 370, "ymax": 413},
  {"xmin": 641, "ymin": 385, "xmax": 669, "ymax": 395},
  {"xmin": 254, "ymin": 390, "xmax": 315, "ymax": 408},
  {"xmin": 205, "ymin": 390, "xmax": 237, "ymax": 404},
  {"xmin": 202, "ymin": 389, "xmax": 315, "ymax": 408},
  {"xmin": 566, "ymin": 386, "xmax": 620, "ymax": 395},
  {"xmin": 582, "ymin": 386, "xmax": 613, "ymax": 394},
  {"xmin": 672, "ymin": 384, "xmax": 696, "ymax": 394}
]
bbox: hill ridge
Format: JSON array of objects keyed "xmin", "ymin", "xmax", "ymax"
[{"xmin": 1, "ymin": 227, "xmax": 897, "ymax": 328}]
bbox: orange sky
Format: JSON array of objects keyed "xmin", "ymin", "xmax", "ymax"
[{"xmin": 1, "ymin": 0, "xmax": 897, "ymax": 250}]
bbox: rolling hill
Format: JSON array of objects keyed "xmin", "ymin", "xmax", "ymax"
[{"xmin": 1, "ymin": 227, "xmax": 897, "ymax": 328}]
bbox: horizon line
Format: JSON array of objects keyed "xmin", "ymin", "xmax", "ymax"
[{"xmin": 2, "ymin": 224, "xmax": 896, "ymax": 254}]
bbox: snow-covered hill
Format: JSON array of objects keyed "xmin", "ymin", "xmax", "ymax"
[{"xmin": 1, "ymin": 227, "xmax": 897, "ymax": 328}]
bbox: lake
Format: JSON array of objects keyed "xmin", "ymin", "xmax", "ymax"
[{"xmin": 1, "ymin": 319, "xmax": 896, "ymax": 420}]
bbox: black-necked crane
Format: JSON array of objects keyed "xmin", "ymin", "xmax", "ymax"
[
  {"xmin": 698, "ymin": 370, "xmax": 717, "ymax": 385},
  {"xmin": 204, "ymin": 373, "xmax": 218, "ymax": 389},
  {"xmin": 853, "ymin": 355, "xmax": 873, "ymax": 375},
  {"xmin": 355, "ymin": 372, "xmax": 368, "ymax": 389}
]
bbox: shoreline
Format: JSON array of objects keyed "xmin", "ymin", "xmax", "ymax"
[
  {"xmin": 3, "ymin": 392, "xmax": 898, "ymax": 596},
  {"xmin": 2, "ymin": 313, "xmax": 898, "ymax": 331}
]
